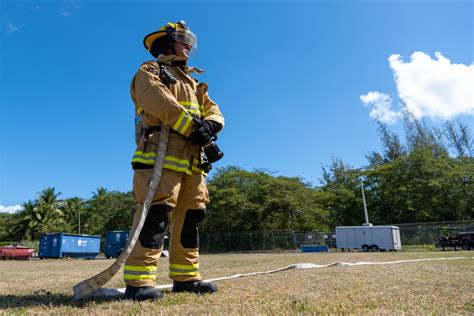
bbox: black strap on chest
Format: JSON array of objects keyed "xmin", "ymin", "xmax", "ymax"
[{"xmin": 158, "ymin": 63, "xmax": 177, "ymax": 87}]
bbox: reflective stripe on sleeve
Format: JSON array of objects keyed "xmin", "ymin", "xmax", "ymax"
[
  {"xmin": 172, "ymin": 110, "xmax": 193, "ymax": 135},
  {"xmin": 178, "ymin": 101, "xmax": 202, "ymax": 117}
]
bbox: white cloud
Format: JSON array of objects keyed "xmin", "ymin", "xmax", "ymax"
[
  {"xmin": 0, "ymin": 205, "xmax": 24, "ymax": 214},
  {"xmin": 58, "ymin": 9, "xmax": 71, "ymax": 17},
  {"xmin": 1, "ymin": 16, "xmax": 20, "ymax": 35},
  {"xmin": 58, "ymin": 1, "xmax": 81, "ymax": 17},
  {"xmin": 389, "ymin": 51, "xmax": 473, "ymax": 120},
  {"xmin": 360, "ymin": 91, "xmax": 401, "ymax": 124}
]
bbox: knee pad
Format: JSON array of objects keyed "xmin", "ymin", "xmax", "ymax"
[
  {"xmin": 180, "ymin": 209, "xmax": 206, "ymax": 248},
  {"xmin": 139, "ymin": 204, "xmax": 172, "ymax": 249}
]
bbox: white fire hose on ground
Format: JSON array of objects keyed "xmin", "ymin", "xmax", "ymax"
[{"xmin": 86, "ymin": 256, "xmax": 472, "ymax": 299}]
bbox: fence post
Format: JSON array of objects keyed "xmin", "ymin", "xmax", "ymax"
[
  {"xmin": 291, "ymin": 230, "xmax": 296, "ymax": 249},
  {"xmin": 249, "ymin": 232, "xmax": 253, "ymax": 251}
]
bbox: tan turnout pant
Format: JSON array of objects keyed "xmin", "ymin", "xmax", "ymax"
[{"xmin": 124, "ymin": 168, "xmax": 209, "ymax": 287}]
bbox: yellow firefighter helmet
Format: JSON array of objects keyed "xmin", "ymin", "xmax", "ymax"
[{"xmin": 143, "ymin": 20, "xmax": 197, "ymax": 52}]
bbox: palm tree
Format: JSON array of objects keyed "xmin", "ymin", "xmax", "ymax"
[
  {"xmin": 10, "ymin": 200, "xmax": 36, "ymax": 240},
  {"xmin": 62, "ymin": 197, "xmax": 84, "ymax": 234},
  {"xmin": 11, "ymin": 187, "xmax": 64, "ymax": 241},
  {"xmin": 33, "ymin": 187, "xmax": 63, "ymax": 239},
  {"xmin": 92, "ymin": 187, "xmax": 108, "ymax": 198}
]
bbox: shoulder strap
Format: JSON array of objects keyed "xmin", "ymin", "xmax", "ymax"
[{"xmin": 158, "ymin": 63, "xmax": 177, "ymax": 87}]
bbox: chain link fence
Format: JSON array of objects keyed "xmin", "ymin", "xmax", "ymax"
[
  {"xmin": 393, "ymin": 220, "xmax": 474, "ymax": 246},
  {"xmin": 200, "ymin": 220, "xmax": 474, "ymax": 252}
]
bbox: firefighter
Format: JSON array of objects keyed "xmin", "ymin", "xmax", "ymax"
[{"xmin": 124, "ymin": 21, "xmax": 224, "ymax": 301}]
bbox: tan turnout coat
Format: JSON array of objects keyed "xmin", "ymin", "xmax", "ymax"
[{"xmin": 130, "ymin": 54, "xmax": 224, "ymax": 175}]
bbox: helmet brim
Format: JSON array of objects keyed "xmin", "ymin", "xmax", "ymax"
[{"xmin": 143, "ymin": 30, "xmax": 167, "ymax": 50}]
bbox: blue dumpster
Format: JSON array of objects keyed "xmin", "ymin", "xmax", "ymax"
[
  {"xmin": 39, "ymin": 233, "xmax": 100, "ymax": 259},
  {"xmin": 105, "ymin": 243, "xmax": 125, "ymax": 259},
  {"xmin": 106, "ymin": 230, "xmax": 130, "ymax": 245},
  {"xmin": 105, "ymin": 230, "xmax": 129, "ymax": 259},
  {"xmin": 300, "ymin": 245, "xmax": 329, "ymax": 252}
]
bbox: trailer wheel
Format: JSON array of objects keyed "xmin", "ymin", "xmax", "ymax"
[
  {"xmin": 370, "ymin": 245, "xmax": 379, "ymax": 252},
  {"xmin": 361, "ymin": 245, "xmax": 370, "ymax": 252},
  {"xmin": 461, "ymin": 244, "xmax": 471, "ymax": 250}
]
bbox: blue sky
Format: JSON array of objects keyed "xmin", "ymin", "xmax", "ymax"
[{"xmin": 1, "ymin": 0, "xmax": 473, "ymax": 210}]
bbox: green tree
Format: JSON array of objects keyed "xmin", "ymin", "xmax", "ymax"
[
  {"xmin": 61, "ymin": 197, "xmax": 85, "ymax": 234},
  {"xmin": 0, "ymin": 213, "xmax": 13, "ymax": 241},
  {"xmin": 9, "ymin": 200, "xmax": 36, "ymax": 240},
  {"xmin": 319, "ymin": 157, "xmax": 365, "ymax": 227},
  {"xmin": 82, "ymin": 189, "xmax": 135, "ymax": 235},
  {"xmin": 9, "ymin": 187, "xmax": 63, "ymax": 240},
  {"xmin": 203, "ymin": 166, "xmax": 329, "ymax": 233}
]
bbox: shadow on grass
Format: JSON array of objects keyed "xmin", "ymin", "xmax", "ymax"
[{"xmin": 0, "ymin": 289, "xmax": 123, "ymax": 309}]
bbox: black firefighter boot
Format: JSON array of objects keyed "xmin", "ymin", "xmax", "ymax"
[
  {"xmin": 172, "ymin": 280, "xmax": 218, "ymax": 294},
  {"xmin": 125, "ymin": 285, "xmax": 163, "ymax": 301}
]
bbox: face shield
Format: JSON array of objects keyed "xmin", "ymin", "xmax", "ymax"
[{"xmin": 170, "ymin": 28, "xmax": 198, "ymax": 56}]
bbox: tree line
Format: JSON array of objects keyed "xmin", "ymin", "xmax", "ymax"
[{"xmin": 1, "ymin": 115, "xmax": 472, "ymax": 242}]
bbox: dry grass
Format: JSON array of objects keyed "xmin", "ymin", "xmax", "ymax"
[{"xmin": 0, "ymin": 251, "xmax": 473, "ymax": 314}]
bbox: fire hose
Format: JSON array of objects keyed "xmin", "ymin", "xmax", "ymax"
[{"xmin": 83, "ymin": 256, "xmax": 472, "ymax": 299}]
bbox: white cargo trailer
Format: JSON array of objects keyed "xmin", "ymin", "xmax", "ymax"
[{"xmin": 336, "ymin": 226, "xmax": 401, "ymax": 252}]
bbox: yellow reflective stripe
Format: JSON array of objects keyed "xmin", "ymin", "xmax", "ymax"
[
  {"xmin": 124, "ymin": 275, "xmax": 156, "ymax": 280},
  {"xmin": 179, "ymin": 101, "xmax": 199, "ymax": 107},
  {"xmin": 192, "ymin": 166, "xmax": 206, "ymax": 175},
  {"xmin": 133, "ymin": 153, "xmax": 190, "ymax": 163},
  {"xmin": 169, "ymin": 271, "xmax": 199, "ymax": 276},
  {"xmin": 124, "ymin": 265, "xmax": 157, "ymax": 272},
  {"xmin": 132, "ymin": 153, "xmax": 205, "ymax": 174},
  {"xmin": 169, "ymin": 262, "xmax": 199, "ymax": 276},
  {"xmin": 163, "ymin": 156, "xmax": 193, "ymax": 175},
  {"xmin": 132, "ymin": 158, "xmax": 154, "ymax": 165},
  {"xmin": 172, "ymin": 110, "xmax": 187, "ymax": 131},
  {"xmin": 172, "ymin": 110, "xmax": 193, "ymax": 135},
  {"xmin": 131, "ymin": 151, "xmax": 157, "ymax": 165},
  {"xmin": 181, "ymin": 114, "xmax": 193, "ymax": 134},
  {"xmin": 191, "ymin": 159, "xmax": 206, "ymax": 175},
  {"xmin": 170, "ymin": 263, "xmax": 199, "ymax": 270},
  {"xmin": 132, "ymin": 151, "xmax": 157, "ymax": 158},
  {"xmin": 179, "ymin": 101, "xmax": 202, "ymax": 116},
  {"xmin": 186, "ymin": 108, "xmax": 201, "ymax": 115},
  {"xmin": 178, "ymin": 101, "xmax": 201, "ymax": 109},
  {"xmin": 164, "ymin": 156, "xmax": 187, "ymax": 165},
  {"xmin": 164, "ymin": 163, "xmax": 192, "ymax": 175}
]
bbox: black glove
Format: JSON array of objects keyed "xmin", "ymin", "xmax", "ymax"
[
  {"xmin": 189, "ymin": 119, "xmax": 222, "ymax": 146},
  {"xmin": 205, "ymin": 120, "xmax": 223, "ymax": 135}
]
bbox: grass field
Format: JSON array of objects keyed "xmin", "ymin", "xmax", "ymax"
[{"xmin": 0, "ymin": 251, "xmax": 472, "ymax": 314}]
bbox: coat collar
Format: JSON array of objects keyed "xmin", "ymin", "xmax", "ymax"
[{"xmin": 156, "ymin": 54, "xmax": 204, "ymax": 74}]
